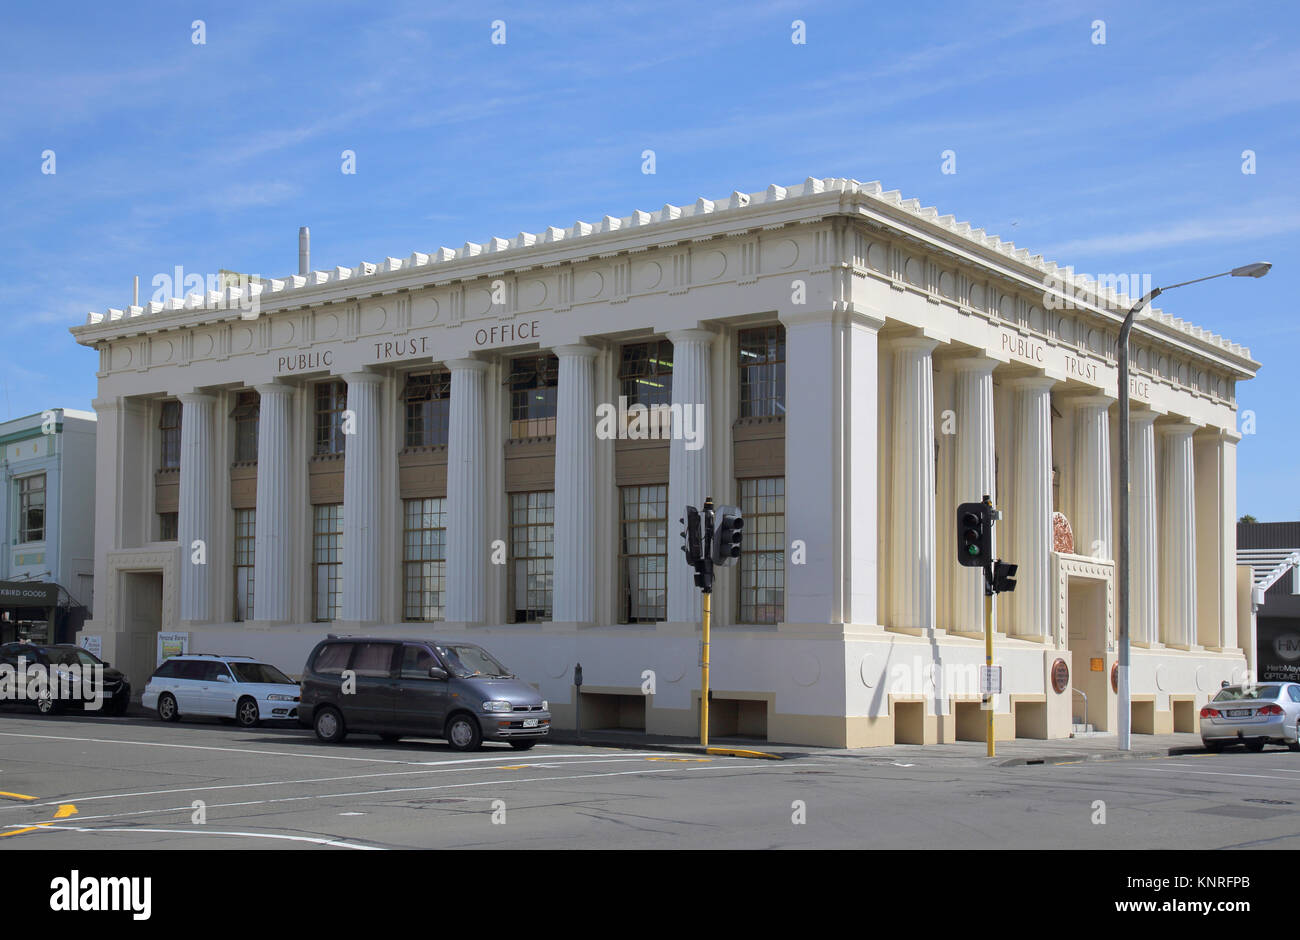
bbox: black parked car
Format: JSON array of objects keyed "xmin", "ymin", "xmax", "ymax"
[
  {"xmin": 0, "ymin": 642, "xmax": 131, "ymax": 716},
  {"xmin": 298, "ymin": 636, "xmax": 550, "ymax": 751}
]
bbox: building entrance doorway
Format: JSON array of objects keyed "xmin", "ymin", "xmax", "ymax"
[
  {"xmin": 1066, "ymin": 576, "xmax": 1110, "ymax": 731},
  {"xmin": 119, "ymin": 571, "xmax": 164, "ymax": 695}
]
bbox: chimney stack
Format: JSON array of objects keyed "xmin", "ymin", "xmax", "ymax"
[
  {"xmin": 133, "ymin": 275, "xmax": 139, "ymax": 308},
  {"xmin": 298, "ymin": 226, "xmax": 310, "ymax": 276}
]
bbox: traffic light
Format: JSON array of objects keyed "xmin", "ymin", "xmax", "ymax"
[
  {"xmin": 680, "ymin": 506, "xmax": 703, "ymax": 566},
  {"xmin": 711, "ymin": 506, "xmax": 744, "ymax": 566},
  {"xmin": 956, "ymin": 501, "xmax": 992, "ymax": 568},
  {"xmin": 992, "ymin": 561, "xmax": 1018, "ymax": 593}
]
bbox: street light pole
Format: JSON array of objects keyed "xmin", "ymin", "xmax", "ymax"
[{"xmin": 1116, "ymin": 262, "xmax": 1270, "ymax": 751}]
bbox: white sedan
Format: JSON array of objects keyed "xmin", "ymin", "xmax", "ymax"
[{"xmin": 143, "ymin": 654, "xmax": 300, "ymax": 727}]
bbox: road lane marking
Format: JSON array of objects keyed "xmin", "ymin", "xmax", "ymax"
[
  {"xmin": 0, "ymin": 803, "xmax": 76, "ymax": 839},
  {"xmin": 0, "ymin": 792, "xmax": 36, "ymax": 801},
  {"xmin": 8, "ymin": 762, "xmax": 759, "ymax": 835},
  {"xmin": 1113, "ymin": 765, "xmax": 1300, "ymax": 781},
  {"xmin": 0, "ymin": 826, "xmax": 46, "ymax": 838},
  {"xmin": 1, "ymin": 756, "xmax": 744, "ymax": 814},
  {"xmin": 35, "ymin": 825, "xmax": 382, "ymax": 849},
  {"xmin": 0, "ymin": 729, "xmax": 662, "ymax": 767}
]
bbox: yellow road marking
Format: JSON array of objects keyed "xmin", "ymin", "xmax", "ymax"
[
  {"xmin": 0, "ymin": 791, "xmax": 36, "ymax": 801},
  {"xmin": 706, "ymin": 747, "xmax": 783, "ymax": 760},
  {"xmin": 498, "ymin": 765, "xmax": 529, "ymax": 770},
  {"xmin": 0, "ymin": 826, "xmax": 46, "ymax": 838},
  {"xmin": 0, "ymin": 803, "xmax": 77, "ymax": 839}
]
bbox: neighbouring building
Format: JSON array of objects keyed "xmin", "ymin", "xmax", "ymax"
[
  {"xmin": 0, "ymin": 409, "xmax": 97, "ymax": 645},
  {"xmin": 69, "ymin": 177, "xmax": 1258, "ymax": 746},
  {"xmin": 1237, "ymin": 521, "xmax": 1300, "ymax": 683}
]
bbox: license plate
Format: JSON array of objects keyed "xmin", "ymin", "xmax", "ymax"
[
  {"xmin": 1227, "ymin": 709, "xmax": 1251, "ymax": 718},
  {"xmin": 522, "ymin": 718, "xmax": 538, "ymax": 728}
]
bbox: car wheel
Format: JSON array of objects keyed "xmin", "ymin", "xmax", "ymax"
[
  {"xmin": 1247, "ymin": 739, "xmax": 1266, "ymax": 752},
  {"xmin": 509, "ymin": 740, "xmax": 537, "ymax": 751},
  {"xmin": 108, "ymin": 697, "xmax": 129, "ymax": 717},
  {"xmin": 236, "ymin": 697, "xmax": 260, "ymax": 728},
  {"xmin": 313, "ymin": 706, "xmax": 347, "ymax": 744},
  {"xmin": 445, "ymin": 713, "xmax": 482, "ymax": 752},
  {"xmin": 35, "ymin": 692, "xmax": 61, "ymax": 716},
  {"xmin": 379, "ymin": 733, "xmax": 402, "ymax": 743},
  {"xmin": 157, "ymin": 693, "xmax": 180, "ymax": 722}
]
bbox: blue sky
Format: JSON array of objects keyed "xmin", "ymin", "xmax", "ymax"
[{"xmin": 1, "ymin": 0, "xmax": 1296, "ymax": 518}]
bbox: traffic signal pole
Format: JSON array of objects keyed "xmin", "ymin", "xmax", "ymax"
[
  {"xmin": 699, "ymin": 497, "xmax": 715, "ymax": 748},
  {"xmin": 984, "ymin": 564, "xmax": 995, "ymax": 758},
  {"xmin": 700, "ymin": 590, "xmax": 711, "ymax": 748},
  {"xmin": 959, "ymin": 494, "xmax": 1014, "ymax": 759}
]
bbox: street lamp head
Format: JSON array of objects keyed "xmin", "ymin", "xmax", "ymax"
[{"xmin": 1231, "ymin": 262, "xmax": 1272, "ymax": 279}]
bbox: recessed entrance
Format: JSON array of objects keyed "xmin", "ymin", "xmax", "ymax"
[
  {"xmin": 578, "ymin": 691, "xmax": 646, "ymax": 731},
  {"xmin": 1066, "ymin": 576, "xmax": 1110, "ymax": 731},
  {"xmin": 708, "ymin": 698, "xmax": 768, "ymax": 741},
  {"xmin": 119, "ymin": 570, "xmax": 164, "ymax": 694}
]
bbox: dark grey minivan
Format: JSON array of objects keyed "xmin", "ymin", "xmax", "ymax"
[{"xmin": 298, "ymin": 636, "xmax": 551, "ymax": 751}]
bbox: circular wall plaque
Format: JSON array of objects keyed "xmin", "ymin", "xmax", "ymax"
[{"xmin": 1051, "ymin": 658, "xmax": 1070, "ymax": 694}]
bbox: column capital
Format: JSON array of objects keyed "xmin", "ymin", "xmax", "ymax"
[
  {"xmin": 888, "ymin": 335, "xmax": 940, "ymax": 355},
  {"xmin": 1128, "ymin": 407, "xmax": 1160, "ymax": 426},
  {"xmin": 1065, "ymin": 392, "xmax": 1116, "ymax": 410},
  {"xmin": 253, "ymin": 381, "xmax": 294, "ymax": 398},
  {"xmin": 341, "ymin": 370, "xmax": 384, "ymax": 387},
  {"xmin": 444, "ymin": 357, "xmax": 490, "ymax": 373},
  {"xmin": 1158, "ymin": 420, "xmax": 1201, "ymax": 437},
  {"xmin": 90, "ymin": 397, "xmax": 119, "ymax": 414},
  {"xmin": 1007, "ymin": 374, "xmax": 1057, "ymax": 392},
  {"xmin": 553, "ymin": 343, "xmax": 599, "ymax": 360},
  {"xmin": 176, "ymin": 390, "xmax": 216, "ymax": 405},
  {"xmin": 948, "ymin": 354, "xmax": 999, "ymax": 375},
  {"xmin": 665, "ymin": 328, "xmax": 716, "ymax": 346}
]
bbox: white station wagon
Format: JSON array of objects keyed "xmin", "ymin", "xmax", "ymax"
[{"xmin": 143, "ymin": 654, "xmax": 300, "ymax": 727}]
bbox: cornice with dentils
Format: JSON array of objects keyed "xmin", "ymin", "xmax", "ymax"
[{"xmin": 69, "ymin": 176, "xmax": 1259, "ymax": 374}]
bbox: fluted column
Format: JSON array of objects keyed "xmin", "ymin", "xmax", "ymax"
[
  {"xmin": 1009, "ymin": 377, "xmax": 1055, "ymax": 638},
  {"xmin": 445, "ymin": 359, "xmax": 488, "ymax": 623},
  {"xmin": 1071, "ymin": 395, "xmax": 1114, "ymax": 560},
  {"xmin": 341, "ymin": 372, "xmax": 382, "ymax": 622},
  {"xmin": 1160, "ymin": 422, "xmax": 1198, "ymax": 648},
  {"xmin": 666, "ymin": 329, "xmax": 714, "ymax": 624},
  {"xmin": 951, "ymin": 356, "xmax": 996, "ymax": 633},
  {"xmin": 553, "ymin": 345, "xmax": 598, "ymax": 623},
  {"xmin": 1130, "ymin": 410, "xmax": 1160, "ymax": 646},
  {"xmin": 888, "ymin": 338, "xmax": 938, "ymax": 631},
  {"xmin": 177, "ymin": 392, "xmax": 215, "ymax": 622},
  {"xmin": 252, "ymin": 383, "xmax": 293, "ymax": 621}
]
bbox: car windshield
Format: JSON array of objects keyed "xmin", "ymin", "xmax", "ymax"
[
  {"xmin": 1212, "ymin": 685, "xmax": 1282, "ymax": 702},
  {"xmin": 228, "ymin": 662, "xmax": 293, "ymax": 685},
  {"xmin": 42, "ymin": 648, "xmax": 101, "ymax": 668},
  {"xmin": 435, "ymin": 644, "xmax": 512, "ymax": 679}
]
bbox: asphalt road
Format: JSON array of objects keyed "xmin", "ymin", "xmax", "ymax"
[{"xmin": 2, "ymin": 710, "xmax": 1299, "ymax": 850}]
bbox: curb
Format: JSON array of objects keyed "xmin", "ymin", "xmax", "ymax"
[
  {"xmin": 545, "ymin": 733, "xmax": 794, "ymax": 760},
  {"xmin": 996, "ymin": 746, "xmax": 1201, "ymax": 767}
]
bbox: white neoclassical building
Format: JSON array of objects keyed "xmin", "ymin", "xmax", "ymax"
[{"xmin": 70, "ymin": 177, "xmax": 1257, "ymax": 747}]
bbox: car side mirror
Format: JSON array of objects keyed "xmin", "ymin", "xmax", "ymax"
[{"xmin": 428, "ymin": 666, "xmax": 448, "ymax": 680}]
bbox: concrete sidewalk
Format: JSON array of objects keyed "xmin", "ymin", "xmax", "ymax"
[{"xmin": 546, "ymin": 727, "xmax": 1213, "ymax": 765}]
